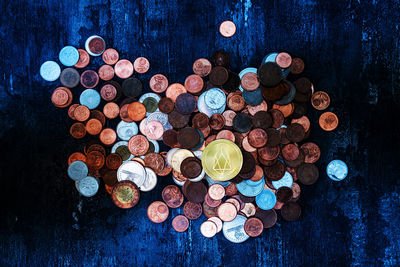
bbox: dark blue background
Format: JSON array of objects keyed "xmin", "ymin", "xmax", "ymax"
[{"xmin": 1, "ymin": 0, "xmax": 400, "ymax": 266}]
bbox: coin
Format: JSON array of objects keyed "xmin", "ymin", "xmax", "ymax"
[
  {"xmin": 147, "ymin": 201, "xmax": 169, "ymax": 223},
  {"xmin": 217, "ymin": 202, "xmax": 237, "ymax": 222},
  {"xmin": 60, "ymin": 68, "xmax": 80, "ymax": 88},
  {"xmin": 67, "ymin": 161, "xmax": 88, "ymax": 181},
  {"xmin": 276, "ymin": 186, "xmax": 293, "ymax": 203},
  {"xmin": 99, "ymin": 128, "xmax": 117, "ymax": 146},
  {"xmin": 102, "ymin": 102, "xmax": 119, "ymax": 119},
  {"xmin": 68, "ymin": 152, "xmax": 87, "ymax": 165},
  {"xmin": 77, "ymin": 176, "xmax": 99, "ymax": 197},
  {"xmin": 166, "ymin": 83, "xmax": 187, "ymax": 102},
  {"xmin": 75, "ymin": 49, "xmax": 90, "ymax": 68},
  {"xmin": 311, "ymin": 91, "xmax": 330, "ymax": 110},
  {"xmin": 290, "ymin": 58, "xmax": 305, "ymax": 74},
  {"xmin": 244, "ymin": 217, "xmax": 264, "ymax": 237},
  {"xmin": 145, "ymin": 120, "xmax": 164, "ymax": 140},
  {"xmin": 241, "ymin": 72, "xmax": 260, "ymax": 91},
  {"xmin": 255, "ymin": 189, "xmax": 277, "ymax": 210},
  {"xmin": 326, "ymin": 159, "xmax": 348, "ymax": 181},
  {"xmin": 140, "ymin": 167, "xmax": 158, "ymax": 192},
  {"xmin": 128, "ymin": 135, "xmax": 149, "ymax": 156},
  {"xmin": 40, "ymin": 60, "xmax": 61, "ymax": 81},
  {"xmin": 300, "ymin": 142, "xmax": 321, "ymax": 163},
  {"xmin": 59, "ymin": 46, "xmax": 79, "ymax": 66},
  {"xmin": 117, "ymin": 161, "xmax": 146, "ymax": 187},
  {"xmin": 180, "ymin": 157, "xmax": 202, "ymax": 179},
  {"xmin": 85, "ymin": 118, "xmax": 102, "ymax": 135},
  {"xmin": 133, "ymin": 56, "xmax": 150, "ymax": 74},
  {"xmin": 98, "ymin": 64, "xmax": 115, "ymax": 81},
  {"xmin": 144, "ymin": 153, "xmax": 165, "ymax": 173},
  {"xmin": 193, "ymin": 58, "xmax": 212, "ymax": 77},
  {"xmin": 275, "ymin": 52, "xmax": 292, "ymax": 69},
  {"xmin": 183, "ymin": 201, "xmax": 203, "ymax": 220},
  {"xmin": 172, "ymin": 215, "xmax": 189, "ymax": 232},
  {"xmin": 222, "ymin": 215, "xmax": 249, "ymax": 243},
  {"xmin": 184, "ymin": 74, "xmax": 204, "ymax": 94},
  {"xmin": 184, "ymin": 181, "xmax": 208, "ymax": 203},
  {"xmin": 255, "ymin": 209, "xmax": 277, "ymax": 228},
  {"xmin": 319, "ymin": 111, "xmax": 339, "ymax": 131},
  {"xmin": 240, "ymin": 203, "xmax": 256, "ymax": 217},
  {"xmin": 115, "ymin": 59, "xmax": 134, "ymax": 79},
  {"xmin": 248, "ymin": 128, "xmax": 268, "ymax": 148},
  {"xmin": 112, "ymin": 180, "xmax": 140, "ymax": 209},
  {"xmin": 208, "ymin": 217, "xmax": 223, "ymax": 233},
  {"xmin": 208, "ymin": 184, "xmax": 225, "ymax": 200},
  {"xmin": 170, "ymin": 149, "xmax": 193, "ymax": 173},
  {"xmin": 281, "ymin": 202, "xmax": 301, "ymax": 221},
  {"xmin": 106, "ymin": 153, "xmax": 122, "ymax": 170},
  {"xmin": 149, "ymin": 74, "xmax": 169, "ymax": 93},
  {"xmin": 80, "ymin": 89, "xmax": 101, "ymax": 110},
  {"xmin": 200, "ymin": 220, "xmax": 218, "ymax": 238},
  {"xmin": 85, "ymin": 35, "xmax": 105, "ymax": 56},
  {"xmin": 219, "ymin": 20, "xmax": 236, "ymax": 37},
  {"xmin": 297, "ymin": 163, "xmax": 319, "ymax": 185},
  {"xmin": 102, "ymin": 48, "xmax": 119, "ymax": 65}
]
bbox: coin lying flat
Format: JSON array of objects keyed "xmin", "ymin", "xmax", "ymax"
[
  {"xmin": 222, "ymin": 215, "xmax": 249, "ymax": 243},
  {"xmin": 117, "ymin": 161, "xmax": 146, "ymax": 187},
  {"xmin": 112, "ymin": 180, "xmax": 140, "ymax": 209}
]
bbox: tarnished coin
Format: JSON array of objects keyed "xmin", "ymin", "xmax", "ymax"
[
  {"xmin": 147, "ymin": 201, "xmax": 169, "ymax": 223},
  {"xmin": 183, "ymin": 201, "xmax": 203, "ymax": 220},
  {"xmin": 172, "ymin": 215, "xmax": 189, "ymax": 232},
  {"xmin": 112, "ymin": 180, "xmax": 140, "ymax": 209},
  {"xmin": 162, "ymin": 185, "xmax": 184, "ymax": 208},
  {"xmin": 311, "ymin": 91, "xmax": 330, "ymax": 110},
  {"xmin": 244, "ymin": 217, "xmax": 264, "ymax": 237},
  {"xmin": 319, "ymin": 111, "xmax": 338, "ymax": 131},
  {"xmin": 117, "ymin": 161, "xmax": 146, "ymax": 187}
]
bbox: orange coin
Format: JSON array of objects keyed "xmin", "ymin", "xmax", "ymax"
[
  {"xmin": 68, "ymin": 152, "xmax": 87, "ymax": 165},
  {"xmin": 165, "ymin": 83, "xmax": 187, "ymax": 102},
  {"xmin": 319, "ymin": 112, "xmax": 339, "ymax": 131},
  {"xmin": 99, "ymin": 128, "xmax": 117, "ymax": 145},
  {"xmin": 128, "ymin": 135, "xmax": 149, "ymax": 156},
  {"xmin": 114, "ymin": 59, "xmax": 134, "ymax": 79},
  {"xmin": 103, "ymin": 102, "xmax": 120, "ymax": 119},
  {"xmin": 102, "ymin": 48, "xmax": 119, "ymax": 65},
  {"xmin": 127, "ymin": 102, "xmax": 146, "ymax": 121},
  {"xmin": 311, "ymin": 91, "xmax": 331, "ymax": 110},
  {"xmin": 133, "ymin": 57, "xmax": 150, "ymax": 74},
  {"xmin": 272, "ymin": 103, "xmax": 294, "ymax": 118},
  {"xmin": 73, "ymin": 105, "xmax": 90, "ymax": 122},
  {"xmin": 98, "ymin": 65, "xmax": 115, "ymax": 81},
  {"xmin": 85, "ymin": 118, "xmax": 103, "ymax": 135},
  {"xmin": 291, "ymin": 115, "xmax": 311, "ymax": 132}
]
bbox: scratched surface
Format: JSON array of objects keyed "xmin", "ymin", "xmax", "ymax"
[{"xmin": 1, "ymin": 0, "xmax": 400, "ymax": 266}]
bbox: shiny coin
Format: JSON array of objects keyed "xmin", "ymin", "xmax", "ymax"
[
  {"xmin": 40, "ymin": 61, "xmax": 61, "ymax": 81},
  {"xmin": 217, "ymin": 202, "xmax": 237, "ymax": 222},
  {"xmin": 77, "ymin": 176, "xmax": 99, "ymax": 197},
  {"xmin": 111, "ymin": 180, "xmax": 140, "ymax": 209},
  {"xmin": 222, "ymin": 215, "xmax": 249, "ymax": 243},
  {"xmin": 255, "ymin": 189, "xmax": 277, "ymax": 210},
  {"xmin": 200, "ymin": 220, "xmax": 218, "ymax": 238},
  {"xmin": 208, "ymin": 184, "xmax": 225, "ymax": 200},
  {"xmin": 117, "ymin": 161, "xmax": 146, "ymax": 187},
  {"xmin": 208, "ymin": 217, "xmax": 223, "ymax": 233},
  {"xmin": 133, "ymin": 57, "xmax": 150, "ymax": 74},
  {"xmin": 147, "ymin": 201, "xmax": 169, "ymax": 223},
  {"xmin": 327, "ymin": 159, "xmax": 348, "ymax": 181},
  {"xmin": 80, "ymin": 89, "xmax": 101, "ymax": 110},
  {"xmin": 219, "ymin": 20, "xmax": 236, "ymax": 37},
  {"xmin": 102, "ymin": 48, "xmax": 119, "ymax": 65},
  {"xmin": 172, "ymin": 215, "xmax": 189, "ymax": 232},
  {"xmin": 75, "ymin": 49, "xmax": 90, "ymax": 68},
  {"xmin": 244, "ymin": 217, "xmax": 264, "ymax": 237},
  {"xmin": 59, "ymin": 46, "xmax": 79, "ymax": 66},
  {"xmin": 319, "ymin": 111, "xmax": 339, "ymax": 131},
  {"xmin": 67, "ymin": 160, "xmax": 88, "ymax": 181},
  {"xmin": 139, "ymin": 167, "xmax": 157, "ymax": 192}
]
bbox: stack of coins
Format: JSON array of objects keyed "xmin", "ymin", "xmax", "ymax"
[
  {"xmin": 146, "ymin": 50, "xmax": 341, "ymax": 243},
  {"xmin": 42, "ymin": 35, "xmax": 172, "ymax": 207}
]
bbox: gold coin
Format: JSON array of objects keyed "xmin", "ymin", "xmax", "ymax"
[
  {"xmin": 115, "ymin": 185, "xmax": 134, "ymax": 204},
  {"xmin": 202, "ymin": 139, "xmax": 243, "ymax": 181},
  {"xmin": 170, "ymin": 149, "xmax": 194, "ymax": 173}
]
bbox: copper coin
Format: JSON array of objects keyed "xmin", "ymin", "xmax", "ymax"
[
  {"xmin": 114, "ymin": 59, "xmax": 134, "ymax": 79},
  {"xmin": 244, "ymin": 217, "xmax": 264, "ymax": 237},
  {"xmin": 225, "ymin": 183, "xmax": 238, "ymax": 197},
  {"xmin": 68, "ymin": 152, "xmax": 87, "ymax": 165},
  {"xmin": 184, "ymin": 181, "xmax": 208, "ymax": 203},
  {"xmin": 204, "ymin": 193, "xmax": 222, "ymax": 208},
  {"xmin": 205, "ymin": 134, "xmax": 217, "ymax": 146},
  {"xmin": 193, "ymin": 58, "xmax": 212, "ymax": 77},
  {"xmin": 208, "ymin": 184, "xmax": 225, "ymax": 201},
  {"xmin": 247, "ymin": 101, "xmax": 268, "ymax": 116},
  {"xmin": 67, "ymin": 104, "xmax": 79, "ymax": 120},
  {"xmin": 285, "ymin": 123, "xmax": 305, "ymax": 143},
  {"xmin": 275, "ymin": 52, "xmax": 292, "ymax": 68},
  {"xmin": 290, "ymin": 58, "xmax": 305, "ymax": 74},
  {"xmin": 70, "ymin": 122, "xmax": 86, "ymax": 139},
  {"xmin": 319, "ymin": 111, "xmax": 338, "ymax": 131},
  {"xmin": 90, "ymin": 110, "xmax": 106, "ymax": 126},
  {"xmin": 281, "ymin": 202, "xmax": 301, "ymax": 221},
  {"xmin": 51, "ymin": 87, "xmax": 69, "ymax": 107},
  {"xmin": 80, "ymin": 70, "xmax": 99, "ymax": 88},
  {"xmin": 276, "ymin": 187, "xmax": 293, "ymax": 203},
  {"xmin": 86, "ymin": 150, "xmax": 105, "ymax": 170},
  {"xmin": 209, "ymin": 113, "xmax": 225, "ymax": 130},
  {"xmin": 216, "ymin": 129, "xmax": 235, "ymax": 142},
  {"xmin": 180, "ymin": 157, "xmax": 202, "ymax": 179},
  {"xmin": 74, "ymin": 49, "xmax": 90, "ymax": 68},
  {"xmin": 258, "ymin": 145, "xmax": 280, "ymax": 161},
  {"xmin": 217, "ymin": 202, "xmax": 237, "ymax": 222},
  {"xmin": 228, "ymin": 196, "xmax": 244, "ymax": 211},
  {"xmin": 219, "ymin": 20, "xmax": 236, "ymax": 37},
  {"xmin": 158, "ymin": 97, "xmax": 174, "ymax": 114},
  {"xmin": 165, "ymin": 83, "xmax": 187, "ymax": 102},
  {"xmin": 149, "ymin": 74, "xmax": 169, "ymax": 93},
  {"xmin": 85, "ymin": 118, "xmax": 102, "ymax": 135},
  {"xmin": 102, "ymin": 48, "xmax": 119, "ymax": 65},
  {"xmin": 184, "ymin": 74, "xmax": 204, "ymax": 94},
  {"xmin": 227, "ymin": 94, "xmax": 245, "ymax": 111},
  {"xmin": 106, "ymin": 153, "xmax": 122, "ymax": 170},
  {"xmin": 297, "ymin": 163, "xmax": 319, "ymax": 185},
  {"xmin": 241, "ymin": 72, "xmax": 260, "ymax": 91},
  {"xmin": 128, "ymin": 135, "xmax": 149, "ymax": 156},
  {"xmin": 100, "ymin": 84, "xmax": 117, "ymax": 102},
  {"xmin": 158, "ymin": 162, "xmax": 172, "ymax": 177},
  {"xmin": 172, "ymin": 215, "xmax": 189, "ymax": 232},
  {"xmin": 291, "ymin": 115, "xmax": 311, "ymax": 132},
  {"xmin": 183, "ymin": 201, "xmax": 203, "ymax": 220},
  {"xmin": 145, "ymin": 120, "xmax": 164, "ymax": 140},
  {"xmin": 203, "ymin": 201, "xmax": 219, "ymax": 218},
  {"xmin": 209, "ymin": 66, "xmax": 229, "ymax": 86},
  {"xmin": 102, "ymin": 170, "xmax": 118, "ymax": 187},
  {"xmin": 250, "ymin": 165, "xmax": 264, "ymax": 182},
  {"xmin": 98, "ymin": 64, "xmax": 115, "ymax": 81},
  {"xmin": 147, "ymin": 201, "xmax": 169, "ymax": 223},
  {"xmin": 177, "ymin": 127, "xmax": 200, "ymax": 149},
  {"xmin": 192, "ymin": 113, "xmax": 209, "ymax": 129},
  {"xmin": 270, "ymin": 109, "xmax": 284, "ymax": 128},
  {"xmin": 133, "ymin": 57, "xmax": 150, "ymax": 74},
  {"xmin": 311, "ymin": 91, "xmax": 330, "ymax": 110},
  {"xmin": 300, "ymin": 142, "xmax": 321, "ymax": 164},
  {"xmin": 272, "ymin": 103, "xmax": 294, "ymax": 118},
  {"xmin": 222, "ymin": 110, "xmax": 236, "ymax": 127},
  {"xmin": 255, "ymin": 209, "xmax": 277, "ymax": 228},
  {"xmin": 161, "ymin": 185, "xmax": 184, "ymax": 208},
  {"xmin": 119, "ymin": 104, "xmax": 134, "ymax": 123},
  {"xmin": 99, "ymin": 128, "xmax": 117, "ymax": 146},
  {"xmin": 162, "ymin": 129, "xmax": 179, "ymax": 148},
  {"xmin": 103, "ymin": 102, "xmax": 119, "ymax": 119},
  {"xmin": 264, "ymin": 161, "xmax": 286, "ymax": 181},
  {"xmin": 248, "ymin": 128, "xmax": 268, "ymax": 148},
  {"xmin": 282, "ymin": 144, "xmax": 300, "ymax": 161},
  {"xmin": 85, "ymin": 144, "xmax": 106, "ymax": 156},
  {"xmin": 112, "ymin": 180, "xmax": 140, "ymax": 209},
  {"xmin": 200, "ymin": 220, "xmax": 217, "ymax": 238},
  {"xmin": 127, "ymin": 102, "xmax": 146, "ymax": 121},
  {"xmin": 291, "ymin": 183, "xmax": 301, "ymax": 199},
  {"xmin": 144, "ymin": 153, "xmax": 165, "ymax": 173}
]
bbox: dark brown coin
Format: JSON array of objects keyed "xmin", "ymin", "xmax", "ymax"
[
  {"xmin": 102, "ymin": 169, "xmax": 118, "ymax": 186},
  {"xmin": 158, "ymin": 97, "xmax": 174, "ymax": 114},
  {"xmin": 192, "ymin": 113, "xmax": 209, "ymax": 129},
  {"xmin": 244, "ymin": 217, "xmax": 264, "ymax": 237},
  {"xmin": 203, "ymin": 201, "xmax": 218, "ymax": 218},
  {"xmin": 255, "ymin": 209, "xmax": 277, "ymax": 228},
  {"xmin": 211, "ymin": 50, "xmax": 230, "ymax": 68},
  {"xmin": 265, "ymin": 128, "xmax": 281, "ymax": 147},
  {"xmin": 162, "ymin": 129, "xmax": 179, "ymax": 148},
  {"xmin": 238, "ymin": 193, "xmax": 255, "ymax": 203},
  {"xmin": 281, "ymin": 202, "xmax": 301, "ymax": 221},
  {"xmin": 90, "ymin": 110, "xmax": 106, "ymax": 126},
  {"xmin": 293, "ymin": 77, "xmax": 312, "ymax": 94},
  {"xmin": 239, "ymin": 167, "xmax": 256, "ymax": 180},
  {"xmin": 180, "ymin": 157, "xmax": 202, "ymax": 179},
  {"xmin": 225, "ymin": 183, "xmax": 238, "ymax": 196},
  {"xmin": 248, "ymin": 128, "xmax": 267, "ymax": 148},
  {"xmin": 297, "ymin": 163, "xmax": 319, "ymax": 185},
  {"xmin": 209, "ymin": 66, "xmax": 229, "ymax": 86},
  {"xmin": 285, "ymin": 123, "xmax": 305, "ymax": 143},
  {"xmin": 290, "ymin": 58, "xmax": 305, "ymax": 75},
  {"xmin": 252, "ymin": 111, "xmax": 272, "ymax": 130},
  {"xmin": 269, "ymin": 109, "xmax": 284, "ymax": 129},
  {"xmin": 258, "ymin": 145, "xmax": 280, "ymax": 161},
  {"xmin": 222, "ymin": 70, "xmax": 241, "ymax": 93},
  {"xmin": 282, "ymin": 144, "xmax": 300, "ymax": 161},
  {"xmin": 209, "ymin": 113, "xmax": 225, "ymax": 130},
  {"xmin": 258, "ymin": 62, "xmax": 282, "ymax": 87},
  {"xmin": 240, "ymin": 151, "xmax": 256, "ymax": 174},
  {"xmin": 276, "ymin": 187, "xmax": 293, "ymax": 203},
  {"xmin": 168, "ymin": 110, "xmax": 190, "ymax": 129},
  {"xmin": 80, "ymin": 70, "xmax": 99, "ymax": 88},
  {"xmin": 262, "ymin": 82, "xmax": 290, "ymax": 101},
  {"xmin": 172, "ymin": 215, "xmax": 190, "ymax": 232},
  {"xmin": 300, "ymin": 142, "xmax": 321, "ymax": 164},
  {"xmin": 263, "ymin": 161, "xmax": 285, "ymax": 181},
  {"xmin": 233, "ymin": 113, "xmax": 252, "ymax": 133},
  {"xmin": 162, "ymin": 185, "xmax": 184, "ymax": 208},
  {"xmin": 183, "ymin": 201, "xmax": 203, "ymax": 220},
  {"xmin": 184, "ymin": 181, "xmax": 208, "ymax": 203},
  {"xmin": 284, "ymin": 149, "xmax": 305, "ymax": 168},
  {"xmin": 279, "ymin": 127, "xmax": 291, "ymax": 145},
  {"xmin": 144, "ymin": 153, "xmax": 165, "ymax": 173},
  {"xmin": 70, "ymin": 122, "xmax": 86, "ymax": 139},
  {"xmin": 85, "ymin": 143, "xmax": 106, "ymax": 156},
  {"xmin": 177, "ymin": 127, "xmax": 200, "ymax": 149},
  {"xmin": 86, "ymin": 151, "xmax": 105, "ymax": 170},
  {"xmin": 106, "ymin": 153, "xmax": 122, "ymax": 170}
]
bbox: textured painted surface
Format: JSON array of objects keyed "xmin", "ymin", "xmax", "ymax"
[{"xmin": 1, "ymin": 0, "xmax": 400, "ymax": 266}]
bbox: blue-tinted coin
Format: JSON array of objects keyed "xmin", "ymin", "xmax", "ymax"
[
  {"xmin": 327, "ymin": 160, "xmax": 348, "ymax": 181},
  {"xmin": 206, "ymin": 175, "xmax": 231, "ymax": 187},
  {"xmin": 59, "ymin": 46, "xmax": 79, "ymax": 66},
  {"xmin": 116, "ymin": 121, "xmax": 138, "ymax": 141},
  {"xmin": 261, "ymin": 52, "xmax": 278, "ymax": 63},
  {"xmin": 85, "ymin": 35, "xmax": 106, "ymax": 56},
  {"xmin": 242, "ymin": 87, "xmax": 263, "ymax": 106},
  {"xmin": 77, "ymin": 176, "xmax": 99, "ymax": 197},
  {"xmin": 205, "ymin": 88, "xmax": 226, "ymax": 110},
  {"xmin": 80, "ymin": 89, "xmax": 101, "ymax": 109},
  {"xmin": 256, "ymin": 189, "xmax": 277, "ymax": 210},
  {"xmin": 40, "ymin": 61, "xmax": 61, "ymax": 81},
  {"xmin": 67, "ymin": 161, "xmax": 88, "ymax": 181},
  {"xmin": 222, "ymin": 215, "xmax": 249, "ymax": 243},
  {"xmin": 236, "ymin": 178, "xmax": 265, "ymax": 197},
  {"xmin": 272, "ymin": 171, "xmax": 293, "ymax": 189}
]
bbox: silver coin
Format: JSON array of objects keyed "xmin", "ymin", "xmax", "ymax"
[
  {"xmin": 166, "ymin": 147, "xmax": 179, "ymax": 167},
  {"xmin": 140, "ymin": 167, "xmax": 158, "ymax": 192},
  {"xmin": 222, "ymin": 215, "xmax": 250, "ymax": 243},
  {"xmin": 193, "ymin": 150, "xmax": 203, "ymax": 160},
  {"xmin": 145, "ymin": 111, "xmax": 173, "ymax": 130},
  {"xmin": 117, "ymin": 161, "xmax": 146, "ymax": 187},
  {"xmin": 116, "ymin": 120, "xmax": 138, "ymax": 141},
  {"xmin": 77, "ymin": 176, "xmax": 99, "ymax": 197}
]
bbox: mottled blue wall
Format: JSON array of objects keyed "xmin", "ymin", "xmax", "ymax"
[{"xmin": 1, "ymin": 0, "xmax": 400, "ymax": 266}]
